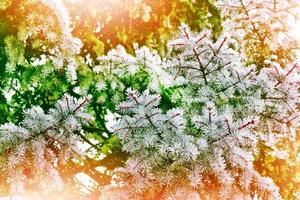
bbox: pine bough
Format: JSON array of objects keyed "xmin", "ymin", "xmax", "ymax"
[
  {"xmin": 98, "ymin": 23, "xmax": 299, "ymax": 200},
  {"xmin": 0, "ymin": 94, "xmax": 93, "ymax": 196},
  {"xmin": 0, "ymin": 0, "xmax": 299, "ymax": 199}
]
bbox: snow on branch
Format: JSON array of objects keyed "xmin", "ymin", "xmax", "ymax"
[
  {"xmin": 99, "ymin": 22, "xmax": 299, "ymax": 199},
  {"xmin": 0, "ymin": 94, "xmax": 93, "ymax": 195}
]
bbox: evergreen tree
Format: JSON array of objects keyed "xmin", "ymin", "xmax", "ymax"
[{"xmin": 0, "ymin": 0, "xmax": 299, "ymax": 199}]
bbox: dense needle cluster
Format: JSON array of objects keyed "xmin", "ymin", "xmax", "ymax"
[
  {"xmin": 98, "ymin": 23, "xmax": 299, "ymax": 199},
  {"xmin": 0, "ymin": 94, "xmax": 92, "ymax": 197}
]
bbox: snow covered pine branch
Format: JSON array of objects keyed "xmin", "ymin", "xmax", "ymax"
[
  {"xmin": 0, "ymin": 0, "xmax": 299, "ymax": 199},
  {"xmin": 99, "ymin": 24, "xmax": 300, "ymax": 200},
  {"xmin": 0, "ymin": 94, "xmax": 93, "ymax": 196},
  {"xmin": 215, "ymin": 0, "xmax": 300, "ymax": 63}
]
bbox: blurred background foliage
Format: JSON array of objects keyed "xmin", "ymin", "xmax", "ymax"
[
  {"xmin": 0, "ymin": 0, "xmax": 299, "ymax": 199},
  {"xmin": 67, "ymin": 0, "xmax": 222, "ymax": 57}
]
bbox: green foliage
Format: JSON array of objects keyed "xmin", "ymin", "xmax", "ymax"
[{"xmin": 4, "ymin": 35, "xmax": 26, "ymax": 71}]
